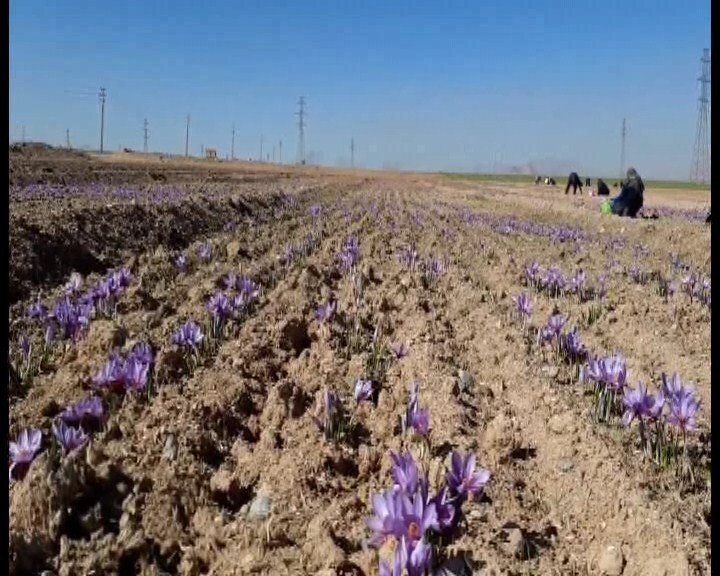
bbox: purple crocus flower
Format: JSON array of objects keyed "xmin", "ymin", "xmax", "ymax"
[
  {"xmin": 198, "ymin": 243, "xmax": 212, "ymax": 261},
  {"xmin": 18, "ymin": 335, "xmax": 31, "ymax": 360},
  {"xmin": 621, "ymin": 383, "xmax": 653, "ymax": 427},
  {"xmin": 512, "ymin": 292, "xmax": 533, "ymax": 320},
  {"xmin": 647, "ymin": 389, "xmax": 666, "ymax": 421},
  {"xmin": 176, "ymin": 254, "xmax": 187, "ymax": 270},
  {"xmin": 661, "ymin": 372, "xmax": 697, "ymax": 404},
  {"xmin": 237, "ymin": 277, "xmax": 260, "ymax": 300},
  {"xmin": 409, "ymin": 408, "xmax": 429, "ymax": 437},
  {"xmin": 26, "ymin": 302, "xmax": 48, "ymax": 320},
  {"xmin": 207, "ymin": 292, "xmax": 234, "ymax": 320},
  {"xmin": 129, "ymin": 342, "xmax": 154, "ymax": 365},
  {"xmin": 398, "ymin": 491, "xmax": 439, "ymax": 545},
  {"xmin": 598, "ymin": 354, "xmax": 628, "ymax": 391},
  {"xmin": 524, "ymin": 261, "xmax": 540, "ymax": 283},
  {"xmin": 52, "ymin": 420, "xmax": 89, "ymax": 453},
  {"xmin": 389, "ymin": 342, "xmax": 409, "ymax": 360},
  {"xmin": 223, "ymin": 273, "xmax": 238, "ymax": 290},
  {"xmin": 171, "ymin": 321, "xmax": 204, "ymax": 348},
  {"xmin": 447, "ymin": 451, "xmax": 491, "ymax": 501},
  {"xmin": 315, "ymin": 300, "xmax": 336, "ymax": 324},
  {"xmin": 378, "ymin": 543, "xmax": 405, "ymax": 576},
  {"xmin": 91, "ymin": 354, "xmax": 125, "ymax": 391},
  {"xmin": 560, "ymin": 328, "xmax": 586, "ymax": 361},
  {"xmin": 122, "ymin": 356, "xmax": 150, "ymax": 392},
  {"xmin": 9, "ymin": 428, "xmax": 42, "ymax": 467},
  {"xmin": 367, "ymin": 490, "xmax": 406, "ymax": 547},
  {"xmin": 406, "ymin": 538, "xmax": 433, "ymax": 576},
  {"xmin": 353, "ymin": 379, "xmax": 374, "ymax": 404},
  {"xmin": 431, "ymin": 486, "xmax": 457, "ymax": 533},
  {"xmin": 546, "ymin": 314, "xmax": 567, "ymax": 335},
  {"xmin": 309, "ymin": 204, "xmax": 322, "ymax": 218},
  {"xmin": 389, "ymin": 450, "xmax": 419, "ymax": 494},
  {"xmin": 59, "ymin": 396, "xmax": 104, "ymax": 425},
  {"xmin": 666, "ymin": 395, "xmax": 700, "ymax": 433}
]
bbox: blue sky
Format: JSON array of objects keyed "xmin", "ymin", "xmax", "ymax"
[{"xmin": 10, "ymin": 0, "xmax": 710, "ymax": 180}]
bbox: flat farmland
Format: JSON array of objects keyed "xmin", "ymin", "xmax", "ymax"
[{"xmin": 8, "ymin": 145, "xmax": 711, "ymax": 576}]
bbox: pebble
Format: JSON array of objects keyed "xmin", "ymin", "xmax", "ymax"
[
  {"xmin": 559, "ymin": 461, "xmax": 575, "ymax": 473},
  {"xmin": 598, "ymin": 544, "xmax": 625, "ymax": 575},
  {"xmin": 162, "ymin": 434, "xmax": 178, "ymax": 461},
  {"xmin": 247, "ymin": 494, "xmax": 272, "ymax": 521},
  {"xmin": 502, "ymin": 527, "xmax": 528, "ymax": 559}
]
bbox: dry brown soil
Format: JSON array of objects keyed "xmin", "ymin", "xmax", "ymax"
[{"xmin": 8, "ymin": 146, "xmax": 711, "ymax": 575}]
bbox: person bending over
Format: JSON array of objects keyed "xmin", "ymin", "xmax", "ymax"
[
  {"xmin": 611, "ymin": 167, "xmax": 645, "ymax": 217},
  {"xmin": 565, "ymin": 172, "xmax": 583, "ymax": 195},
  {"xmin": 597, "ymin": 179, "xmax": 610, "ymax": 196}
]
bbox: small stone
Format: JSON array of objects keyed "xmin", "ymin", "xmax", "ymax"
[
  {"xmin": 548, "ymin": 412, "xmax": 577, "ymax": 435},
  {"xmin": 226, "ymin": 241, "xmax": 240, "ymax": 260},
  {"xmin": 247, "ymin": 494, "xmax": 272, "ymax": 521},
  {"xmin": 598, "ymin": 544, "xmax": 625, "ymax": 575},
  {"xmin": 457, "ymin": 369, "xmax": 475, "ymax": 393},
  {"xmin": 162, "ymin": 434, "xmax": 178, "ymax": 461},
  {"xmin": 502, "ymin": 527, "xmax": 528, "ymax": 559},
  {"xmin": 559, "ymin": 461, "xmax": 575, "ymax": 473}
]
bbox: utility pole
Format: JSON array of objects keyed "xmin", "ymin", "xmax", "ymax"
[
  {"xmin": 231, "ymin": 124, "xmax": 235, "ymax": 160},
  {"xmin": 66, "ymin": 129, "xmax": 70, "ymax": 149},
  {"xmin": 143, "ymin": 118, "xmax": 149, "ymax": 152},
  {"xmin": 691, "ymin": 48, "xmax": 711, "ymax": 185},
  {"xmin": 296, "ymin": 96, "xmax": 306, "ymax": 165},
  {"xmin": 99, "ymin": 88, "xmax": 107, "ymax": 153},
  {"xmin": 260, "ymin": 135, "xmax": 263, "ymax": 162},
  {"xmin": 21, "ymin": 125, "xmax": 25, "ymax": 143},
  {"xmin": 272, "ymin": 144, "xmax": 276, "ymax": 162},
  {"xmin": 619, "ymin": 118, "xmax": 626, "ymax": 180},
  {"xmin": 351, "ymin": 137, "xmax": 355, "ymax": 168},
  {"xmin": 279, "ymin": 140, "xmax": 283, "ymax": 164},
  {"xmin": 185, "ymin": 114, "xmax": 190, "ymax": 157}
]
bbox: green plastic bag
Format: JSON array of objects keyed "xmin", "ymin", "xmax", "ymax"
[{"xmin": 600, "ymin": 199, "xmax": 612, "ymax": 215}]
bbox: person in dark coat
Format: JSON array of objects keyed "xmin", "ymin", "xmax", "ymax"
[
  {"xmin": 597, "ymin": 179, "xmax": 610, "ymax": 196},
  {"xmin": 611, "ymin": 167, "xmax": 645, "ymax": 217},
  {"xmin": 565, "ymin": 172, "xmax": 583, "ymax": 195},
  {"xmin": 706, "ymin": 209, "xmax": 711, "ymax": 223},
  {"xmin": 585, "ymin": 177, "xmax": 591, "ymax": 187}
]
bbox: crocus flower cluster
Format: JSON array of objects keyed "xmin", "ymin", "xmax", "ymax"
[
  {"xmin": 337, "ymin": 236, "xmax": 360, "ymax": 273},
  {"xmin": 422, "ymin": 257, "xmax": 446, "ymax": 285},
  {"xmin": 91, "ymin": 343, "xmax": 155, "ymax": 394},
  {"xmin": 511, "ymin": 292, "xmax": 533, "ymax": 327},
  {"xmin": 621, "ymin": 372, "xmax": 701, "ymax": 470},
  {"xmin": 402, "ymin": 383, "xmax": 429, "ymax": 438},
  {"xmin": 367, "ymin": 449, "xmax": 490, "ymax": 575},
  {"xmin": 583, "ymin": 353, "xmax": 629, "ymax": 422},
  {"xmin": 10, "ymin": 394, "xmax": 106, "ymax": 481},
  {"xmin": 171, "ymin": 320, "xmax": 204, "ymax": 349},
  {"xmin": 399, "ymin": 245, "xmax": 420, "ymax": 270},
  {"xmin": 682, "ymin": 272, "xmax": 711, "ymax": 309}
]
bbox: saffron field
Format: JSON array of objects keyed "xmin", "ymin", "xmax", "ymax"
[{"xmin": 8, "ymin": 146, "xmax": 711, "ymax": 575}]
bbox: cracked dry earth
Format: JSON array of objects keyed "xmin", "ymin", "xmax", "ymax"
[{"xmin": 8, "ymin": 161, "xmax": 711, "ymax": 575}]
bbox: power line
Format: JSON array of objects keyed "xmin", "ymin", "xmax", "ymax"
[
  {"xmin": 185, "ymin": 115, "xmax": 191, "ymax": 157},
  {"xmin": 619, "ymin": 118, "xmax": 626, "ymax": 180},
  {"xmin": 143, "ymin": 118, "xmax": 149, "ymax": 152},
  {"xmin": 99, "ymin": 88, "xmax": 107, "ymax": 153},
  {"xmin": 279, "ymin": 140, "xmax": 283, "ymax": 164},
  {"xmin": 296, "ymin": 96, "xmax": 306, "ymax": 165},
  {"xmin": 691, "ymin": 48, "xmax": 711, "ymax": 185}
]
